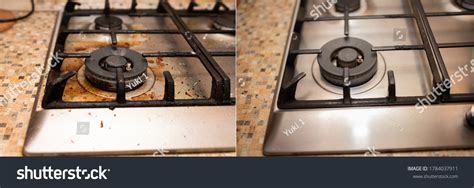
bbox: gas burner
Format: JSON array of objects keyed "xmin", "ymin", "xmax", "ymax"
[
  {"xmin": 454, "ymin": 0, "xmax": 474, "ymax": 10},
  {"xmin": 316, "ymin": 37, "xmax": 377, "ymax": 87},
  {"xmin": 94, "ymin": 15, "xmax": 123, "ymax": 30},
  {"xmin": 77, "ymin": 66, "xmax": 155, "ymax": 99},
  {"xmin": 212, "ymin": 14, "xmax": 235, "ymax": 31},
  {"xmin": 335, "ymin": 0, "xmax": 361, "ymax": 13},
  {"xmin": 85, "ymin": 47, "xmax": 148, "ymax": 92}
]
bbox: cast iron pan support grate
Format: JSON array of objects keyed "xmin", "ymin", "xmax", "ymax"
[
  {"xmin": 158, "ymin": 0, "xmax": 232, "ymax": 102},
  {"xmin": 41, "ymin": 0, "xmax": 235, "ymax": 109}
]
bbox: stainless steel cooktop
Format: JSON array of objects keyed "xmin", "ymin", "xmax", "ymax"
[
  {"xmin": 264, "ymin": 0, "xmax": 474, "ymax": 155},
  {"xmin": 24, "ymin": 0, "xmax": 236, "ymax": 156}
]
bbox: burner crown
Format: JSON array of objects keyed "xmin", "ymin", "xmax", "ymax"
[{"xmin": 85, "ymin": 47, "xmax": 148, "ymax": 92}]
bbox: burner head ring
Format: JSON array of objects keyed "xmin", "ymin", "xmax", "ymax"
[
  {"xmin": 85, "ymin": 47, "xmax": 148, "ymax": 92},
  {"xmin": 94, "ymin": 15, "xmax": 123, "ymax": 30},
  {"xmin": 317, "ymin": 37, "xmax": 377, "ymax": 87},
  {"xmin": 455, "ymin": 0, "xmax": 474, "ymax": 10}
]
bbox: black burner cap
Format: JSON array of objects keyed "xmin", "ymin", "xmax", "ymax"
[
  {"xmin": 336, "ymin": 0, "xmax": 361, "ymax": 12},
  {"xmin": 85, "ymin": 47, "xmax": 148, "ymax": 92},
  {"xmin": 455, "ymin": 0, "xmax": 474, "ymax": 10},
  {"xmin": 337, "ymin": 48, "xmax": 359, "ymax": 68},
  {"xmin": 94, "ymin": 15, "xmax": 123, "ymax": 30},
  {"xmin": 104, "ymin": 55, "xmax": 127, "ymax": 69},
  {"xmin": 317, "ymin": 37, "xmax": 377, "ymax": 87}
]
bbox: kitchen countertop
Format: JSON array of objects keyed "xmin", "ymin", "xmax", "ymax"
[
  {"xmin": 0, "ymin": 0, "xmax": 235, "ymax": 157},
  {"xmin": 236, "ymin": 0, "xmax": 474, "ymax": 157}
]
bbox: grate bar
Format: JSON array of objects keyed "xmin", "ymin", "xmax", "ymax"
[
  {"xmin": 62, "ymin": 29, "xmax": 234, "ymax": 34},
  {"xmin": 410, "ymin": 0, "xmax": 450, "ymax": 99},
  {"xmin": 160, "ymin": 0, "xmax": 231, "ymax": 102}
]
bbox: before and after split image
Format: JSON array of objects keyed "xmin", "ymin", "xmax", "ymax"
[{"xmin": 0, "ymin": 0, "xmax": 473, "ymax": 157}]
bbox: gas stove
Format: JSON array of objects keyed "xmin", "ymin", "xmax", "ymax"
[
  {"xmin": 24, "ymin": 0, "xmax": 235, "ymax": 156},
  {"xmin": 264, "ymin": 0, "xmax": 474, "ymax": 155}
]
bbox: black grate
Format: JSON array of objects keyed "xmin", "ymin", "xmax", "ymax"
[
  {"xmin": 278, "ymin": 0, "xmax": 474, "ymax": 109},
  {"xmin": 42, "ymin": 0, "xmax": 235, "ymax": 109}
]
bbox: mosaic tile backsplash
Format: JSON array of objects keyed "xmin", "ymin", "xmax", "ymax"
[
  {"xmin": 0, "ymin": 11, "xmax": 57, "ymax": 156},
  {"xmin": 236, "ymin": 0, "xmax": 296, "ymax": 156}
]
